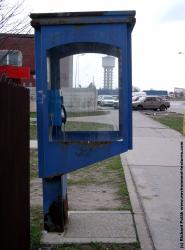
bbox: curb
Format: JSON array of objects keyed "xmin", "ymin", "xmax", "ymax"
[{"xmin": 121, "ymin": 154, "xmax": 155, "ymax": 250}]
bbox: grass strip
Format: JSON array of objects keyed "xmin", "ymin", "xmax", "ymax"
[
  {"xmin": 30, "ymin": 206, "xmax": 43, "ymax": 250},
  {"xmin": 153, "ymin": 114, "xmax": 183, "ymax": 134},
  {"xmin": 30, "ymin": 149, "xmax": 38, "ymax": 179},
  {"xmin": 30, "ymin": 122, "xmax": 113, "ymax": 140},
  {"xmin": 30, "ymin": 110, "xmax": 110, "ymax": 119}
]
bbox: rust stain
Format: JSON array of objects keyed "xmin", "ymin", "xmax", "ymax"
[{"xmin": 44, "ymin": 196, "xmax": 64, "ymax": 232}]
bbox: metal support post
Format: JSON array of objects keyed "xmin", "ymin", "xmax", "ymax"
[{"xmin": 43, "ymin": 175, "xmax": 68, "ymax": 232}]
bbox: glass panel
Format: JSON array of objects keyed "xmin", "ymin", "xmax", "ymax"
[
  {"xmin": 0, "ymin": 51, "xmax": 8, "ymax": 65},
  {"xmin": 9, "ymin": 51, "xmax": 19, "ymax": 66},
  {"xmin": 60, "ymin": 53, "xmax": 119, "ymax": 132},
  {"xmin": 47, "ymin": 43, "xmax": 121, "ymax": 142}
]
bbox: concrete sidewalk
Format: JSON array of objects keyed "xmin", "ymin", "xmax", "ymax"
[
  {"xmin": 41, "ymin": 211, "xmax": 137, "ymax": 245},
  {"xmin": 122, "ymin": 111, "xmax": 185, "ymax": 250}
]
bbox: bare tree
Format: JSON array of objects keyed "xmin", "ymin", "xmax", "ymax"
[
  {"xmin": 0, "ymin": 0, "xmax": 31, "ymax": 34},
  {"xmin": 132, "ymin": 86, "xmax": 140, "ymax": 92},
  {"xmin": 0, "ymin": 0, "xmax": 32, "ymax": 64}
]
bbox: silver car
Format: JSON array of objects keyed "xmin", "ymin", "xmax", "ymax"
[
  {"xmin": 132, "ymin": 96, "xmax": 170, "ymax": 111},
  {"xmin": 99, "ymin": 95, "xmax": 114, "ymax": 107}
]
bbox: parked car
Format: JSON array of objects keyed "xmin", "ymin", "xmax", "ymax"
[
  {"xmin": 132, "ymin": 96, "xmax": 170, "ymax": 111},
  {"xmin": 97, "ymin": 95, "xmax": 103, "ymax": 105},
  {"xmin": 132, "ymin": 91, "xmax": 146, "ymax": 98},
  {"xmin": 132, "ymin": 96, "xmax": 142, "ymax": 102},
  {"xmin": 99, "ymin": 95, "xmax": 114, "ymax": 107},
  {"xmin": 113, "ymin": 96, "xmax": 119, "ymax": 109}
]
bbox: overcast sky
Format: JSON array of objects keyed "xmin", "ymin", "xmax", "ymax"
[{"xmin": 22, "ymin": 0, "xmax": 185, "ymax": 91}]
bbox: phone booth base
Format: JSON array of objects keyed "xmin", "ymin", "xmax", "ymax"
[{"xmin": 43, "ymin": 175, "xmax": 68, "ymax": 232}]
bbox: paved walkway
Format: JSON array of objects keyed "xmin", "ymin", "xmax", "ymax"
[
  {"xmin": 41, "ymin": 211, "xmax": 137, "ymax": 245},
  {"xmin": 123, "ymin": 111, "xmax": 185, "ymax": 250}
]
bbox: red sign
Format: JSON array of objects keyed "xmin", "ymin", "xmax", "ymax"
[{"xmin": 0, "ymin": 65, "xmax": 30, "ymax": 79}]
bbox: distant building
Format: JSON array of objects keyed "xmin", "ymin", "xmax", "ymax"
[
  {"xmin": 0, "ymin": 33, "xmax": 73, "ymax": 88},
  {"xmin": 132, "ymin": 91, "xmax": 146, "ymax": 97},
  {"xmin": 143, "ymin": 90, "xmax": 168, "ymax": 97},
  {"xmin": 60, "ymin": 56, "xmax": 73, "ymax": 88},
  {"xmin": 0, "ymin": 33, "xmax": 35, "ymax": 87},
  {"xmin": 174, "ymin": 87, "xmax": 185, "ymax": 98},
  {"xmin": 98, "ymin": 88, "xmax": 118, "ymax": 96}
]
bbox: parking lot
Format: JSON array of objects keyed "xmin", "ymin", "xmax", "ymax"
[{"xmin": 168, "ymin": 100, "xmax": 185, "ymax": 114}]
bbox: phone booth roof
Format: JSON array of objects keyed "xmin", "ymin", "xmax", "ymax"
[{"xmin": 31, "ymin": 11, "xmax": 135, "ymax": 28}]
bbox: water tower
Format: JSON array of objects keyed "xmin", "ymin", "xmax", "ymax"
[{"xmin": 102, "ymin": 56, "xmax": 115, "ymax": 89}]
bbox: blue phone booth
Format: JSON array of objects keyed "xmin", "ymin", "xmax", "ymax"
[{"xmin": 31, "ymin": 11, "xmax": 136, "ymax": 232}]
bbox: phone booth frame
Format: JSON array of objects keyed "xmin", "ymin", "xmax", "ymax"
[{"xmin": 31, "ymin": 11, "xmax": 136, "ymax": 232}]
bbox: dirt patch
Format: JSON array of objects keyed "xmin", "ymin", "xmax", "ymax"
[
  {"xmin": 30, "ymin": 179, "xmax": 127, "ymax": 210},
  {"xmin": 30, "ymin": 155, "xmax": 130, "ymax": 210},
  {"xmin": 68, "ymin": 184, "xmax": 124, "ymax": 210}
]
